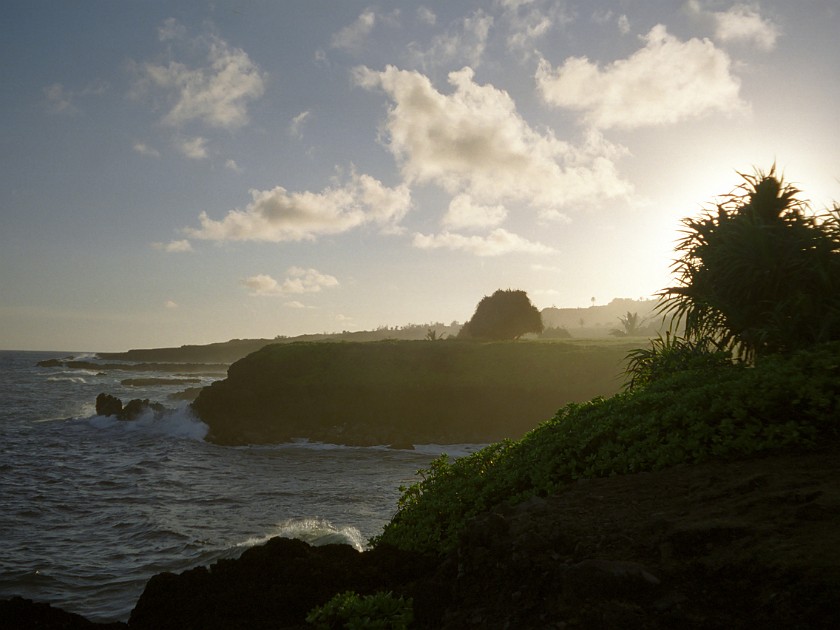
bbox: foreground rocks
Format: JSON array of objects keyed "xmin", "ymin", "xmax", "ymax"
[
  {"xmin": 95, "ymin": 394, "xmax": 166, "ymax": 421},
  {"xmin": 4, "ymin": 443, "xmax": 839, "ymax": 628}
]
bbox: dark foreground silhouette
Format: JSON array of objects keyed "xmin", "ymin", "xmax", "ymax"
[{"xmin": 4, "ymin": 441, "xmax": 839, "ymax": 629}]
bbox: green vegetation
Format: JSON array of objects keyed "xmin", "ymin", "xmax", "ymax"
[
  {"xmin": 372, "ymin": 168, "xmax": 840, "ymax": 556},
  {"xmin": 373, "ymin": 341, "xmax": 840, "ymax": 554},
  {"xmin": 458, "ymin": 289, "xmax": 543, "ymax": 340},
  {"xmin": 192, "ymin": 339, "xmax": 636, "ymax": 445},
  {"xmin": 306, "ymin": 591, "xmax": 413, "ymax": 630},
  {"xmin": 661, "ymin": 166, "xmax": 840, "ymax": 362}
]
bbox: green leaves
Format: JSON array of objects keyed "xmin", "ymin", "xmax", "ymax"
[
  {"xmin": 306, "ymin": 591, "xmax": 413, "ymax": 630},
  {"xmin": 661, "ymin": 166, "xmax": 840, "ymax": 361},
  {"xmin": 374, "ymin": 342, "xmax": 840, "ymax": 556}
]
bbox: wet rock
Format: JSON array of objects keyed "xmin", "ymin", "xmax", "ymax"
[
  {"xmin": 96, "ymin": 393, "xmax": 123, "ymax": 417},
  {"xmin": 0, "ymin": 596, "xmax": 126, "ymax": 629},
  {"xmin": 95, "ymin": 394, "xmax": 166, "ymax": 421}
]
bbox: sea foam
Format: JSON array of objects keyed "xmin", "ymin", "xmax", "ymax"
[
  {"xmin": 237, "ymin": 518, "xmax": 366, "ymax": 552},
  {"xmin": 87, "ymin": 406, "xmax": 209, "ymax": 441}
]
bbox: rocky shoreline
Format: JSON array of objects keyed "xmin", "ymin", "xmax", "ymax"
[{"xmin": 4, "ymin": 443, "xmax": 839, "ymax": 629}]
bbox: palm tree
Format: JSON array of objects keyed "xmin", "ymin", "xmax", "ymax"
[
  {"xmin": 609, "ymin": 311, "xmax": 645, "ymax": 337},
  {"xmin": 659, "ymin": 166, "xmax": 840, "ymax": 362}
]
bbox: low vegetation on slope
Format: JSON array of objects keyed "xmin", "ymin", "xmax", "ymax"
[
  {"xmin": 192, "ymin": 339, "xmax": 639, "ymax": 445},
  {"xmin": 374, "ymin": 341, "xmax": 840, "ymax": 554},
  {"xmin": 375, "ymin": 167, "xmax": 840, "ymax": 556}
]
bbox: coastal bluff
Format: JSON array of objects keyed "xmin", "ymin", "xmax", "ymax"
[{"xmin": 191, "ymin": 340, "xmax": 636, "ymax": 446}]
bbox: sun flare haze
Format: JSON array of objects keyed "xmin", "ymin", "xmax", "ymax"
[{"xmin": 2, "ymin": 0, "xmax": 838, "ymax": 351}]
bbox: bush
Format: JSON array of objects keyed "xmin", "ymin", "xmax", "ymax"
[
  {"xmin": 373, "ymin": 342, "xmax": 840, "ymax": 555},
  {"xmin": 306, "ymin": 591, "xmax": 413, "ymax": 630}
]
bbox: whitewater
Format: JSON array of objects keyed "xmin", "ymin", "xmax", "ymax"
[{"xmin": 0, "ymin": 350, "xmax": 480, "ymax": 623}]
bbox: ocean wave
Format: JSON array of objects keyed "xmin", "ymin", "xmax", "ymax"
[
  {"xmin": 236, "ymin": 518, "xmax": 366, "ymax": 552},
  {"xmin": 87, "ymin": 407, "xmax": 209, "ymax": 441},
  {"xmin": 47, "ymin": 376, "xmax": 88, "ymax": 384}
]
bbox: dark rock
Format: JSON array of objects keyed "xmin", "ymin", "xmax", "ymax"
[
  {"xmin": 95, "ymin": 394, "xmax": 166, "ymax": 421},
  {"xmin": 96, "ymin": 393, "xmax": 123, "ymax": 417},
  {"xmin": 121, "ymin": 399, "xmax": 165, "ymax": 421},
  {"xmin": 0, "ymin": 596, "xmax": 126, "ymax": 629},
  {"xmin": 129, "ymin": 537, "xmax": 438, "ymax": 630}
]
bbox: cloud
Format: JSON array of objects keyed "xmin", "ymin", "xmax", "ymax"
[
  {"xmin": 289, "ymin": 110, "xmax": 311, "ymax": 138},
  {"xmin": 355, "ymin": 65, "xmax": 632, "ymax": 212},
  {"xmin": 536, "ymin": 25, "xmax": 748, "ymax": 129},
  {"xmin": 43, "ymin": 81, "xmax": 106, "ymax": 115},
  {"xmin": 499, "ymin": 0, "xmax": 571, "ymax": 56},
  {"xmin": 443, "ymin": 194, "xmax": 507, "ymax": 229},
  {"xmin": 164, "ymin": 300, "xmax": 179, "ymax": 309},
  {"xmin": 711, "ymin": 3, "xmax": 780, "ymax": 50},
  {"xmin": 413, "ymin": 228, "xmax": 555, "ymax": 256},
  {"xmin": 407, "ymin": 10, "xmax": 493, "ymax": 69},
  {"xmin": 185, "ymin": 171, "xmax": 411, "ymax": 242},
  {"xmin": 152, "ymin": 239, "xmax": 194, "ymax": 253},
  {"xmin": 176, "ymin": 136, "xmax": 208, "ymax": 159},
  {"xmin": 225, "ymin": 158, "xmax": 242, "ymax": 173},
  {"xmin": 134, "ymin": 20, "xmax": 265, "ymax": 129},
  {"xmin": 133, "ymin": 142, "xmax": 160, "ymax": 158},
  {"xmin": 243, "ymin": 267, "xmax": 339, "ymax": 297},
  {"xmin": 331, "ymin": 10, "xmax": 376, "ymax": 51},
  {"xmin": 43, "ymin": 83, "xmax": 77, "ymax": 115},
  {"xmin": 417, "ymin": 7, "xmax": 437, "ymax": 25},
  {"xmin": 617, "ymin": 15, "xmax": 630, "ymax": 35}
]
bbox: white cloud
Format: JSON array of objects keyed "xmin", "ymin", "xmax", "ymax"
[
  {"xmin": 176, "ymin": 136, "xmax": 208, "ymax": 159},
  {"xmin": 133, "ymin": 142, "xmax": 160, "ymax": 158},
  {"xmin": 417, "ymin": 7, "xmax": 437, "ymax": 25},
  {"xmin": 408, "ymin": 10, "xmax": 493, "ymax": 69},
  {"xmin": 135, "ymin": 21, "xmax": 265, "ymax": 129},
  {"xmin": 536, "ymin": 25, "xmax": 748, "ymax": 129},
  {"xmin": 185, "ymin": 171, "xmax": 411, "ymax": 242},
  {"xmin": 413, "ymin": 228, "xmax": 555, "ymax": 256},
  {"xmin": 151, "ymin": 239, "xmax": 194, "ymax": 253},
  {"xmin": 500, "ymin": 0, "xmax": 571, "ymax": 56},
  {"xmin": 289, "ymin": 110, "xmax": 311, "ymax": 138},
  {"xmin": 225, "ymin": 158, "xmax": 242, "ymax": 173},
  {"xmin": 355, "ymin": 65, "xmax": 632, "ymax": 212},
  {"xmin": 331, "ymin": 10, "xmax": 376, "ymax": 51},
  {"xmin": 712, "ymin": 3, "xmax": 779, "ymax": 50},
  {"xmin": 43, "ymin": 83, "xmax": 77, "ymax": 115},
  {"xmin": 243, "ymin": 267, "xmax": 339, "ymax": 297},
  {"xmin": 164, "ymin": 299, "xmax": 179, "ymax": 309},
  {"xmin": 158, "ymin": 17, "xmax": 186, "ymax": 42},
  {"xmin": 618, "ymin": 15, "xmax": 630, "ymax": 35},
  {"xmin": 443, "ymin": 194, "xmax": 507, "ymax": 229}
]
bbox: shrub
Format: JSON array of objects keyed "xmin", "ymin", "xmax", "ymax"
[
  {"xmin": 373, "ymin": 342, "xmax": 840, "ymax": 555},
  {"xmin": 306, "ymin": 591, "xmax": 413, "ymax": 630}
]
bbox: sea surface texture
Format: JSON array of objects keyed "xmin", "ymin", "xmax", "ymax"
[{"xmin": 0, "ymin": 350, "xmax": 475, "ymax": 622}]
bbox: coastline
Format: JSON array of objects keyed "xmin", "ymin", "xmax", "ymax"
[{"xmin": 5, "ymin": 442, "xmax": 839, "ymax": 628}]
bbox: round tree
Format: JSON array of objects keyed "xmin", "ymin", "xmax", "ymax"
[{"xmin": 458, "ymin": 289, "xmax": 544, "ymax": 340}]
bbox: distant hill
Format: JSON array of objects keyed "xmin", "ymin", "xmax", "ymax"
[
  {"xmin": 97, "ymin": 299, "xmax": 666, "ymax": 364},
  {"xmin": 541, "ymin": 297, "xmax": 664, "ymax": 337},
  {"xmin": 96, "ymin": 323, "xmax": 463, "ymax": 364}
]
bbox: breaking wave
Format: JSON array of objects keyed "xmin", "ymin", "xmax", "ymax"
[
  {"xmin": 237, "ymin": 518, "xmax": 366, "ymax": 552},
  {"xmin": 87, "ymin": 406, "xmax": 209, "ymax": 441}
]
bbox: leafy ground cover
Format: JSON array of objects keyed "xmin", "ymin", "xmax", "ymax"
[{"xmin": 374, "ymin": 341, "xmax": 840, "ymax": 554}]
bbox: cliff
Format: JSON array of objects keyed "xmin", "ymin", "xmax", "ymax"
[{"xmin": 191, "ymin": 339, "xmax": 638, "ymax": 446}]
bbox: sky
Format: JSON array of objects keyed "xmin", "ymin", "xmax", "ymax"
[{"xmin": 2, "ymin": 0, "xmax": 838, "ymax": 352}]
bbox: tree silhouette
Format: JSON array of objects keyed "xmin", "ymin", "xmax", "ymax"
[
  {"xmin": 660, "ymin": 166, "xmax": 840, "ymax": 361},
  {"xmin": 458, "ymin": 289, "xmax": 544, "ymax": 340},
  {"xmin": 610, "ymin": 311, "xmax": 645, "ymax": 337}
]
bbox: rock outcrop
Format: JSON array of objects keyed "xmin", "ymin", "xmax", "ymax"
[{"xmin": 95, "ymin": 394, "xmax": 166, "ymax": 421}]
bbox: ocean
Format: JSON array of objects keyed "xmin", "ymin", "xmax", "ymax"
[{"xmin": 0, "ymin": 350, "xmax": 479, "ymax": 623}]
